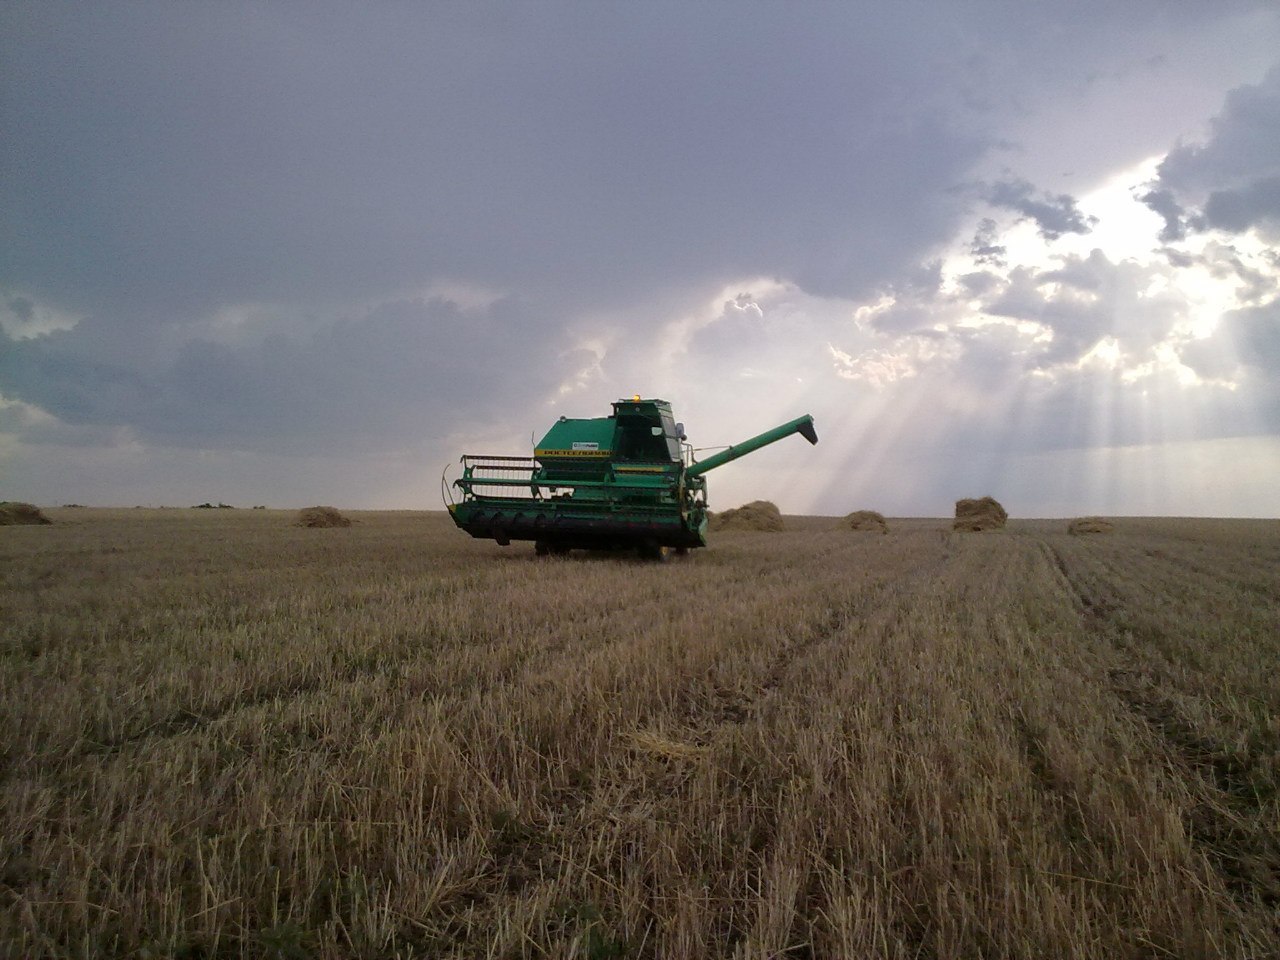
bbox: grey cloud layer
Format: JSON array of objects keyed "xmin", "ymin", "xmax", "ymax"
[
  {"xmin": 1145, "ymin": 65, "xmax": 1280, "ymax": 238},
  {"xmin": 2, "ymin": 4, "xmax": 995, "ymax": 318},
  {"xmin": 980, "ymin": 178, "xmax": 1097, "ymax": 240},
  {"xmin": 0, "ymin": 3, "xmax": 1003, "ymax": 453},
  {"xmin": 5, "ymin": 1, "xmax": 1259, "ymax": 318},
  {"xmin": 0, "ymin": 296, "xmax": 569, "ymax": 453},
  {"xmin": 3, "ymin": 2, "xmax": 1278, "ymax": 511}
]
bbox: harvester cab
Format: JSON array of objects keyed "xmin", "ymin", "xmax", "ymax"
[{"xmin": 444, "ymin": 398, "xmax": 816, "ymax": 558}]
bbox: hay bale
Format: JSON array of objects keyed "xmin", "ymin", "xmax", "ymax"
[
  {"xmin": 296, "ymin": 506, "xmax": 351, "ymax": 528},
  {"xmin": 708, "ymin": 500, "xmax": 783, "ymax": 532},
  {"xmin": 624, "ymin": 728, "xmax": 710, "ymax": 761},
  {"xmin": 953, "ymin": 496, "xmax": 1007, "ymax": 532},
  {"xmin": 0, "ymin": 502, "xmax": 52, "ymax": 525},
  {"xmin": 1068, "ymin": 517, "xmax": 1113, "ymax": 535},
  {"xmin": 843, "ymin": 510, "xmax": 888, "ymax": 533}
]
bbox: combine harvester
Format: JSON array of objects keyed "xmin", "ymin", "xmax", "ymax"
[{"xmin": 445, "ymin": 397, "xmax": 817, "ymax": 558}]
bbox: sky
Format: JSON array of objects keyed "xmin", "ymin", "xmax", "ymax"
[{"xmin": 2, "ymin": 2, "xmax": 1279, "ymax": 517}]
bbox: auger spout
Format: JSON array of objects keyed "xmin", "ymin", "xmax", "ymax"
[{"xmin": 684, "ymin": 414, "xmax": 817, "ymax": 479}]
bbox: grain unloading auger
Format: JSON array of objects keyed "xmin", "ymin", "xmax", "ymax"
[{"xmin": 444, "ymin": 398, "xmax": 817, "ymax": 558}]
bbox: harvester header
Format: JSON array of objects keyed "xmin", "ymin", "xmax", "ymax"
[{"xmin": 444, "ymin": 398, "xmax": 817, "ymax": 558}]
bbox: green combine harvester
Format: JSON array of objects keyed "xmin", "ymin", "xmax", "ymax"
[{"xmin": 444, "ymin": 397, "xmax": 817, "ymax": 558}]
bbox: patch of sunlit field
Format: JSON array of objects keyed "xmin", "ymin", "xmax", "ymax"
[{"xmin": 2, "ymin": 508, "xmax": 1278, "ymax": 958}]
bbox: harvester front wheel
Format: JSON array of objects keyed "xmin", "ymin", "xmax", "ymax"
[{"xmin": 534, "ymin": 540, "xmax": 550, "ymax": 557}]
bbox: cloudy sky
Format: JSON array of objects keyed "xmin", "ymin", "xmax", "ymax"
[{"xmin": 3, "ymin": 2, "xmax": 1279, "ymax": 516}]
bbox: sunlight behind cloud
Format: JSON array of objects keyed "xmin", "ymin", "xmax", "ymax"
[{"xmin": 1057, "ymin": 157, "xmax": 1166, "ymax": 261}]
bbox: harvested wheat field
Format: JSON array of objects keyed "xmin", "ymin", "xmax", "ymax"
[{"xmin": 2, "ymin": 509, "xmax": 1278, "ymax": 958}]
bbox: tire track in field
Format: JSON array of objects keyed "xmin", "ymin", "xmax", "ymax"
[
  {"xmin": 27, "ymin": 567, "xmax": 718, "ymax": 774},
  {"xmin": 1107, "ymin": 669, "xmax": 1280, "ymax": 911},
  {"xmin": 701, "ymin": 535, "xmax": 959, "ymax": 732},
  {"xmin": 1033, "ymin": 538, "xmax": 1125, "ymax": 623},
  {"xmin": 1121, "ymin": 527, "xmax": 1280, "ymax": 600},
  {"xmin": 0, "ymin": 678, "xmax": 332, "ymax": 786},
  {"xmin": 964, "ymin": 538, "xmax": 1120, "ymax": 875},
  {"xmin": 1110, "ymin": 538, "xmax": 1280, "ymax": 611},
  {"xmin": 80, "ymin": 675, "xmax": 331, "ymax": 757},
  {"xmin": 418, "ymin": 536, "xmax": 960, "ymax": 954},
  {"xmin": 1039, "ymin": 537, "xmax": 1280, "ymax": 913},
  {"xmin": 57, "ymin": 581, "xmax": 700, "ymax": 957},
  {"xmin": 393, "ymin": 554, "xmax": 877, "ymax": 950},
  {"xmin": 697, "ymin": 534, "xmax": 1039, "ymax": 958}
]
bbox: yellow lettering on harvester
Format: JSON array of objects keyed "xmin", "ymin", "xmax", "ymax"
[{"xmin": 535, "ymin": 449, "xmax": 612, "ymax": 458}]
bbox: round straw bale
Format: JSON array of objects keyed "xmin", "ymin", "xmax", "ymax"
[
  {"xmin": 296, "ymin": 506, "xmax": 351, "ymax": 528},
  {"xmin": 0, "ymin": 501, "xmax": 52, "ymax": 525},
  {"xmin": 709, "ymin": 500, "xmax": 783, "ymax": 532},
  {"xmin": 843, "ymin": 510, "xmax": 888, "ymax": 533},
  {"xmin": 953, "ymin": 496, "xmax": 1007, "ymax": 531},
  {"xmin": 1068, "ymin": 517, "xmax": 1113, "ymax": 535}
]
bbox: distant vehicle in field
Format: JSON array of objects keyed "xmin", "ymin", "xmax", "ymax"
[{"xmin": 444, "ymin": 397, "xmax": 817, "ymax": 558}]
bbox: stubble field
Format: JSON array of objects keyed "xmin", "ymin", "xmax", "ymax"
[{"xmin": 1, "ymin": 508, "xmax": 1278, "ymax": 959}]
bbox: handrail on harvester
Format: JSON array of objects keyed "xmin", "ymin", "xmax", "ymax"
[
  {"xmin": 451, "ymin": 452, "xmax": 677, "ymax": 502},
  {"xmin": 684, "ymin": 414, "xmax": 817, "ymax": 479}
]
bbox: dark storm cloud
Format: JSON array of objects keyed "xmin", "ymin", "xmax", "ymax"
[
  {"xmin": 0, "ymin": 296, "xmax": 569, "ymax": 452},
  {"xmin": 1177, "ymin": 336, "xmax": 1236, "ymax": 382},
  {"xmin": 969, "ymin": 219, "xmax": 1007, "ymax": 266},
  {"xmin": 1138, "ymin": 186, "xmax": 1188, "ymax": 242},
  {"xmin": 0, "ymin": 2, "xmax": 1007, "ymax": 450},
  {"xmin": 856, "ymin": 262, "xmax": 949, "ymax": 335},
  {"xmin": 1149, "ymin": 64, "xmax": 1280, "ymax": 237},
  {"xmin": 1218, "ymin": 299, "xmax": 1280, "ymax": 368},
  {"xmin": 957, "ymin": 271, "xmax": 1003, "ymax": 297},
  {"xmin": 0, "ymin": 2, "xmax": 998, "ymax": 323},
  {"xmin": 1199, "ymin": 242, "xmax": 1279, "ymax": 303},
  {"xmin": 980, "ymin": 177, "xmax": 1097, "ymax": 240},
  {"xmin": 7, "ymin": 297, "xmax": 34, "ymax": 324},
  {"xmin": 1040, "ymin": 249, "xmax": 1116, "ymax": 293},
  {"xmin": 1176, "ymin": 298, "xmax": 1280, "ymax": 445},
  {"xmin": 4, "ymin": 2, "xmax": 1256, "ymax": 323},
  {"xmin": 1202, "ymin": 175, "xmax": 1280, "ymax": 233}
]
